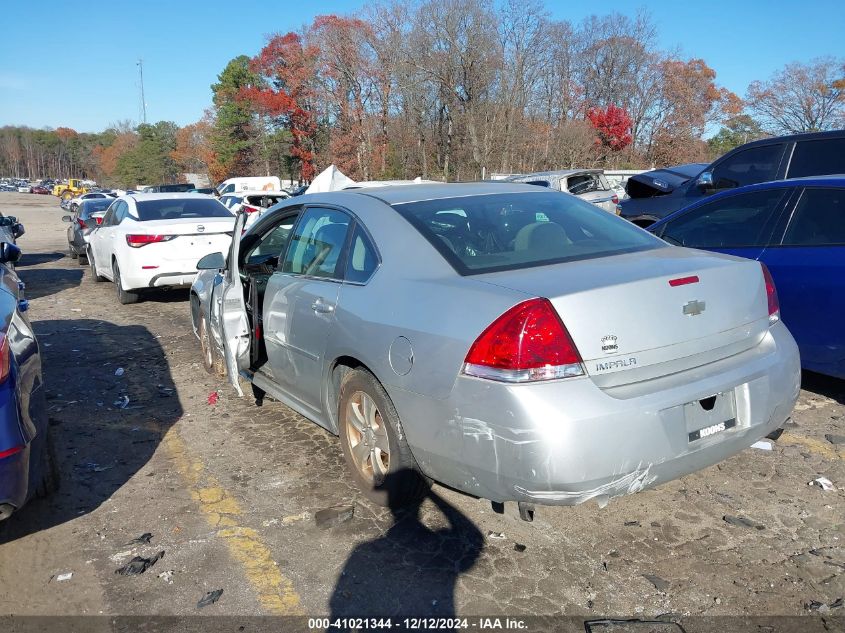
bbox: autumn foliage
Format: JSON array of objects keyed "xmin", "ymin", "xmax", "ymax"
[{"xmin": 587, "ymin": 105, "xmax": 633, "ymax": 153}]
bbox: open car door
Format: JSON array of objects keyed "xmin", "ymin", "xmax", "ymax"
[{"xmin": 221, "ymin": 211, "xmax": 250, "ymax": 395}]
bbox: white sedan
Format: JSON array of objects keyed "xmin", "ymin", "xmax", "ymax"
[{"xmin": 87, "ymin": 193, "xmax": 235, "ymax": 304}]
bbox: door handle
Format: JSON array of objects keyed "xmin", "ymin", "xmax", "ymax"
[{"xmin": 311, "ymin": 300, "xmax": 335, "ymax": 314}]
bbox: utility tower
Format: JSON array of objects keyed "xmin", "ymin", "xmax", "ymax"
[{"xmin": 137, "ymin": 59, "xmax": 147, "ymax": 124}]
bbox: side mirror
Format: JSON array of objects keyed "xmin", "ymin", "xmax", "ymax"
[
  {"xmin": 62, "ymin": 215, "xmax": 72, "ymax": 223},
  {"xmin": 7, "ymin": 216, "xmax": 16, "ymax": 223},
  {"xmin": 695, "ymin": 171, "xmax": 714, "ymax": 191},
  {"xmin": 197, "ymin": 251, "xmax": 226, "ymax": 270},
  {"xmin": 13, "ymin": 224, "xmax": 24, "ymax": 239},
  {"xmin": 0, "ymin": 242, "xmax": 21, "ymax": 265}
]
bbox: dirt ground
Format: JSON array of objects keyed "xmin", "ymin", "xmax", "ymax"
[{"xmin": 0, "ymin": 192, "xmax": 843, "ymax": 631}]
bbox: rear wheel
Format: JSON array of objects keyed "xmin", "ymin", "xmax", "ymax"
[
  {"xmin": 88, "ymin": 248, "xmax": 105, "ymax": 282},
  {"xmin": 35, "ymin": 431, "xmax": 59, "ymax": 498},
  {"xmin": 338, "ymin": 369, "xmax": 428, "ymax": 507},
  {"xmin": 112, "ymin": 262, "xmax": 140, "ymax": 305},
  {"xmin": 61, "ymin": 190, "xmax": 73, "ymax": 201}
]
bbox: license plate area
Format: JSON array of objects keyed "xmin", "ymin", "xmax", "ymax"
[{"xmin": 685, "ymin": 391, "xmax": 737, "ymax": 443}]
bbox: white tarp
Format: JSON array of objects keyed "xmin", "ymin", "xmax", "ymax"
[{"xmin": 304, "ymin": 165, "xmax": 356, "ymax": 194}]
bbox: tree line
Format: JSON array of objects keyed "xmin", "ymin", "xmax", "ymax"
[{"xmin": 1, "ymin": 1, "xmax": 843, "ymax": 187}]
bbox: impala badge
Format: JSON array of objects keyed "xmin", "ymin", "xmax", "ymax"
[{"xmin": 683, "ymin": 300, "xmax": 706, "ymax": 316}]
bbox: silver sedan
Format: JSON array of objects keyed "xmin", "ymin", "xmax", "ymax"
[{"xmin": 190, "ymin": 183, "xmax": 800, "ymax": 514}]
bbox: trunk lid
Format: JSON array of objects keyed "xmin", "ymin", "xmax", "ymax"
[
  {"xmin": 130, "ymin": 217, "xmax": 235, "ymax": 262},
  {"xmin": 475, "ymin": 247, "xmax": 770, "ymax": 386}
]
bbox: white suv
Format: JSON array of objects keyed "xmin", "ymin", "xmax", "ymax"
[{"xmin": 87, "ymin": 194, "xmax": 235, "ymax": 304}]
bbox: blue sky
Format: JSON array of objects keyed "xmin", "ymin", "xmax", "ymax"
[{"xmin": 1, "ymin": 0, "xmax": 843, "ymax": 132}]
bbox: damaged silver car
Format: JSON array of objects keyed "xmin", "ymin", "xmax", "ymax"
[{"xmin": 190, "ymin": 183, "xmax": 800, "ymax": 516}]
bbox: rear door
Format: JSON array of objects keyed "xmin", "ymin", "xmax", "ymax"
[
  {"xmin": 761, "ymin": 187, "xmax": 845, "ymax": 375},
  {"xmin": 654, "ymin": 188, "xmax": 790, "ymax": 262},
  {"xmin": 263, "ymin": 206, "xmax": 353, "ymax": 412}
]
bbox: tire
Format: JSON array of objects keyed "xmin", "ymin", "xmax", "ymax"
[
  {"xmin": 338, "ymin": 368, "xmax": 428, "ymax": 507},
  {"xmin": 61, "ymin": 191, "xmax": 73, "ymax": 201},
  {"xmin": 78, "ymin": 250, "xmax": 88, "ymax": 265},
  {"xmin": 69, "ymin": 249, "xmax": 78, "ymax": 259},
  {"xmin": 113, "ymin": 261, "xmax": 140, "ymax": 304},
  {"xmin": 35, "ymin": 431, "xmax": 59, "ymax": 498},
  {"xmin": 198, "ymin": 310, "xmax": 225, "ymax": 376},
  {"xmin": 88, "ymin": 248, "xmax": 105, "ymax": 282}
]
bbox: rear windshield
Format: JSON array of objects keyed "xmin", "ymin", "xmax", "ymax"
[
  {"xmin": 135, "ymin": 198, "xmax": 232, "ymax": 221},
  {"xmin": 80, "ymin": 199, "xmax": 113, "ymax": 215},
  {"xmin": 394, "ymin": 191, "xmax": 662, "ymax": 275}
]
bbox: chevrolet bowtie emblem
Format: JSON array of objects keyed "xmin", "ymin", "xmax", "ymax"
[{"xmin": 683, "ymin": 300, "xmax": 706, "ymax": 316}]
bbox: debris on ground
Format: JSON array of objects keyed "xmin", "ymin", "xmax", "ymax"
[
  {"xmin": 197, "ymin": 589, "xmax": 223, "ymax": 608},
  {"xmin": 809, "ymin": 476, "xmax": 835, "ymax": 491},
  {"xmin": 513, "ymin": 543, "xmax": 526, "ymax": 552},
  {"xmin": 115, "ymin": 551, "xmax": 165, "ymax": 576},
  {"xmin": 114, "ymin": 367, "xmax": 125, "ymax": 376},
  {"xmin": 207, "ymin": 391, "xmax": 219, "ymax": 405},
  {"xmin": 125, "ymin": 533, "xmax": 153, "ymax": 545},
  {"xmin": 723, "ymin": 515, "xmax": 766, "ymax": 530},
  {"xmin": 824, "ymin": 434, "xmax": 845, "ymax": 445},
  {"xmin": 158, "ymin": 570, "xmax": 174, "ymax": 584},
  {"xmin": 314, "ymin": 505, "xmax": 354, "ymax": 529},
  {"xmin": 56, "ymin": 572, "xmax": 73, "ymax": 582},
  {"xmin": 113, "ymin": 395, "xmax": 130, "ymax": 409},
  {"xmin": 75, "ymin": 462, "xmax": 112, "ymax": 473},
  {"xmin": 624, "ymin": 521, "xmax": 641, "ymax": 527},
  {"xmin": 751, "ymin": 440, "xmax": 773, "ymax": 451},
  {"xmin": 486, "ymin": 531, "xmax": 506, "ymax": 540},
  {"xmin": 109, "ymin": 550, "xmax": 133, "ymax": 563},
  {"xmin": 643, "ymin": 574, "xmax": 670, "ymax": 592},
  {"xmin": 830, "ymin": 598, "xmax": 844, "ymax": 610}
]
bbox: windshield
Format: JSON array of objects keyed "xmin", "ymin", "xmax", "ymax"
[
  {"xmin": 394, "ymin": 191, "xmax": 662, "ymax": 275},
  {"xmin": 135, "ymin": 198, "xmax": 232, "ymax": 221}
]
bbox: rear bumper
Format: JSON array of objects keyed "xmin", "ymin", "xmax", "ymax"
[
  {"xmin": 0, "ymin": 447, "xmax": 29, "ymax": 519},
  {"xmin": 391, "ymin": 321, "xmax": 800, "ymax": 505},
  {"xmin": 122, "ymin": 268, "xmax": 198, "ymax": 290}
]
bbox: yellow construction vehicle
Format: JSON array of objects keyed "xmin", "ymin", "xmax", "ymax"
[{"xmin": 52, "ymin": 179, "xmax": 89, "ymax": 200}]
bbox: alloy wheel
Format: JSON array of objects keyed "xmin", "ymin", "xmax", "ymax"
[{"xmin": 344, "ymin": 391, "xmax": 390, "ymax": 483}]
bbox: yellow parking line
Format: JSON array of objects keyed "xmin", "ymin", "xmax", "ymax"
[
  {"xmin": 781, "ymin": 432, "xmax": 842, "ymax": 461},
  {"xmin": 161, "ymin": 428, "xmax": 303, "ymax": 614}
]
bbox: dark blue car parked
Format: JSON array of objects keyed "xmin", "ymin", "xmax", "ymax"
[
  {"xmin": 0, "ymin": 242, "xmax": 53, "ymax": 523},
  {"xmin": 649, "ymin": 176, "xmax": 845, "ymax": 379}
]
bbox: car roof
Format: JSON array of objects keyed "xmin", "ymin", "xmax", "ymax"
[
  {"xmin": 126, "ymin": 193, "xmax": 219, "ymax": 202},
  {"xmin": 335, "ymin": 181, "xmax": 552, "ymax": 205},
  {"xmin": 724, "ymin": 128, "xmax": 845, "ymax": 150}
]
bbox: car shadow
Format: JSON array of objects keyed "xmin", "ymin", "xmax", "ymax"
[
  {"xmin": 329, "ymin": 475, "xmax": 483, "ymax": 619},
  {"xmin": 140, "ymin": 288, "xmax": 192, "ymax": 304},
  {"xmin": 16, "ymin": 252, "xmax": 67, "ymax": 267},
  {"xmin": 16, "ymin": 268, "xmax": 83, "ymax": 300},
  {"xmin": 0, "ymin": 318, "xmax": 182, "ymax": 543},
  {"xmin": 801, "ymin": 370, "xmax": 845, "ymax": 405}
]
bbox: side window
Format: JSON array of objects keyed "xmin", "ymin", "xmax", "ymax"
[
  {"xmin": 101, "ymin": 207, "xmax": 116, "ymax": 227},
  {"xmin": 782, "ymin": 188, "xmax": 845, "ymax": 246},
  {"xmin": 282, "ymin": 207, "xmax": 351, "ymax": 279},
  {"xmin": 113, "ymin": 200, "xmax": 128, "ymax": 224},
  {"xmin": 524, "ymin": 180, "xmax": 551, "ymax": 188},
  {"xmin": 788, "ymin": 139, "xmax": 845, "ymax": 178},
  {"xmin": 567, "ymin": 174, "xmax": 599, "ymax": 195},
  {"xmin": 661, "ymin": 189, "xmax": 786, "ymax": 248},
  {"xmin": 244, "ymin": 214, "xmax": 300, "ymax": 265},
  {"xmin": 345, "ymin": 224, "xmax": 379, "ymax": 283},
  {"xmin": 710, "ymin": 144, "xmax": 786, "ymax": 191}
]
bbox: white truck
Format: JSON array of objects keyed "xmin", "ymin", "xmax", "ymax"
[{"xmin": 215, "ymin": 177, "xmax": 281, "ymax": 196}]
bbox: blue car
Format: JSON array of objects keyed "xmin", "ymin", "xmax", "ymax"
[
  {"xmin": 649, "ymin": 176, "xmax": 845, "ymax": 379},
  {"xmin": 0, "ymin": 242, "xmax": 53, "ymax": 523}
]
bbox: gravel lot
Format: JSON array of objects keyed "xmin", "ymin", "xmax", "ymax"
[{"xmin": 0, "ymin": 192, "xmax": 843, "ymax": 631}]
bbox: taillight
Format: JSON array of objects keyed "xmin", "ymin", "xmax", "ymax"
[
  {"xmin": 94, "ymin": 216, "xmax": 103, "ymax": 225},
  {"xmin": 463, "ymin": 298, "xmax": 584, "ymax": 382},
  {"xmin": 0, "ymin": 445, "xmax": 23, "ymax": 460},
  {"xmin": 77, "ymin": 218, "xmax": 87, "ymax": 229},
  {"xmin": 611, "ymin": 194, "xmax": 619, "ymax": 205},
  {"xmin": 0, "ymin": 333, "xmax": 9, "ymax": 383},
  {"xmin": 761, "ymin": 263, "xmax": 779, "ymax": 324},
  {"xmin": 126, "ymin": 234, "xmax": 176, "ymax": 248},
  {"xmin": 242, "ymin": 204, "xmax": 261, "ymax": 214}
]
